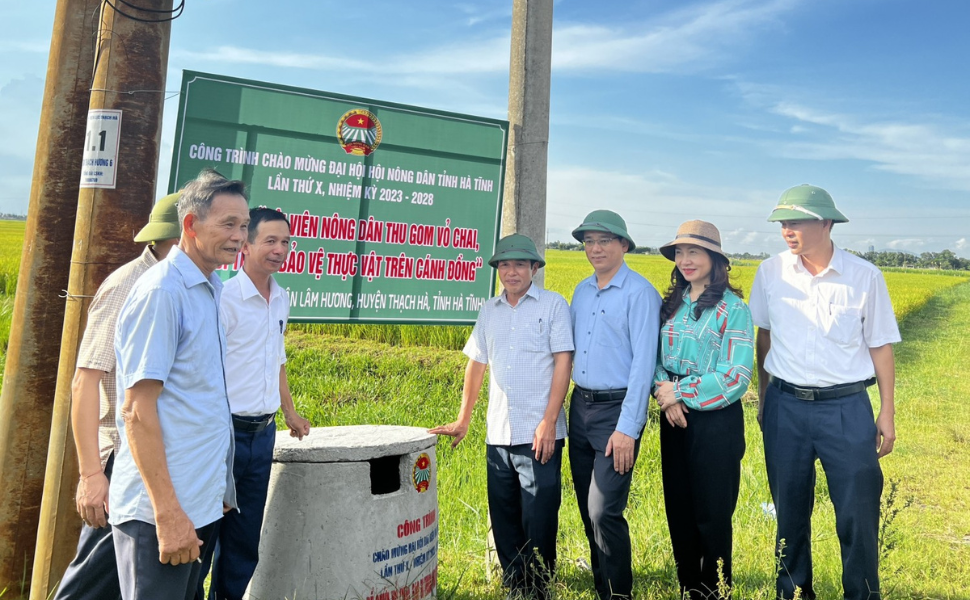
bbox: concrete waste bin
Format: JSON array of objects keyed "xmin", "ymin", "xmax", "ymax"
[{"xmin": 247, "ymin": 425, "xmax": 438, "ymax": 600}]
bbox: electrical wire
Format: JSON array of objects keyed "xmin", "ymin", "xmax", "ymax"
[{"xmin": 103, "ymin": 0, "xmax": 185, "ymax": 23}]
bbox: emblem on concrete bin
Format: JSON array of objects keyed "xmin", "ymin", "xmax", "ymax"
[{"xmin": 412, "ymin": 453, "xmax": 431, "ymax": 492}]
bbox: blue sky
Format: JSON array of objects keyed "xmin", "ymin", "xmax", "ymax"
[{"xmin": 2, "ymin": 0, "xmax": 969, "ymax": 256}]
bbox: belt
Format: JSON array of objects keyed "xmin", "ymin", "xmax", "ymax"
[
  {"xmin": 664, "ymin": 368, "xmax": 687, "ymax": 382},
  {"xmin": 573, "ymin": 385, "xmax": 627, "ymax": 402},
  {"xmin": 231, "ymin": 413, "xmax": 275, "ymax": 433},
  {"xmin": 769, "ymin": 375, "xmax": 876, "ymax": 401}
]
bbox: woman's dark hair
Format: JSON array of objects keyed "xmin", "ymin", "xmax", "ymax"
[{"xmin": 660, "ymin": 250, "xmax": 743, "ymax": 322}]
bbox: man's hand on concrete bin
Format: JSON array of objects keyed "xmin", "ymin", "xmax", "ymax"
[
  {"xmin": 428, "ymin": 421, "xmax": 469, "ymax": 449},
  {"xmin": 284, "ymin": 409, "xmax": 311, "ymax": 440}
]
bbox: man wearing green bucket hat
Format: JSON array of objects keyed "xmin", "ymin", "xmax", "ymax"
[
  {"xmin": 568, "ymin": 210, "xmax": 661, "ymax": 600},
  {"xmin": 54, "ymin": 193, "xmax": 182, "ymax": 600},
  {"xmin": 750, "ymin": 185, "xmax": 900, "ymax": 600},
  {"xmin": 431, "ymin": 233, "xmax": 574, "ymax": 599}
]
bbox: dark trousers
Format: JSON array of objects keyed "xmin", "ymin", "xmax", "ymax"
[
  {"xmin": 763, "ymin": 384, "xmax": 883, "ymax": 600},
  {"xmin": 660, "ymin": 401, "xmax": 745, "ymax": 600},
  {"xmin": 113, "ymin": 519, "xmax": 219, "ymax": 600},
  {"xmin": 201, "ymin": 419, "xmax": 276, "ymax": 600},
  {"xmin": 569, "ymin": 392, "xmax": 641, "ymax": 600},
  {"xmin": 53, "ymin": 454, "xmax": 121, "ymax": 600},
  {"xmin": 487, "ymin": 441, "xmax": 563, "ymax": 598}
]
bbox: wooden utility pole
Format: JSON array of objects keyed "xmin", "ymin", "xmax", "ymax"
[
  {"xmin": 501, "ymin": 0, "xmax": 554, "ymax": 287},
  {"xmin": 29, "ymin": 2, "xmax": 174, "ymax": 598},
  {"xmin": 0, "ymin": 1, "xmax": 99, "ymax": 595}
]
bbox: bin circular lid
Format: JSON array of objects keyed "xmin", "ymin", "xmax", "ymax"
[{"xmin": 272, "ymin": 425, "xmax": 437, "ymax": 463}]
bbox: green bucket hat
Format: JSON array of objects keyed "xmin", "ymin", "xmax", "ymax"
[
  {"xmin": 488, "ymin": 233, "xmax": 545, "ymax": 268},
  {"xmin": 768, "ymin": 184, "xmax": 849, "ymax": 223},
  {"xmin": 133, "ymin": 192, "xmax": 182, "ymax": 243},
  {"xmin": 571, "ymin": 210, "xmax": 635, "ymax": 252}
]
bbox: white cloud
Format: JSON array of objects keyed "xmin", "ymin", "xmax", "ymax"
[
  {"xmin": 885, "ymin": 238, "xmax": 927, "ymax": 251},
  {"xmin": 174, "ymin": 0, "xmax": 802, "ymax": 80},
  {"xmin": 769, "ymin": 102, "xmax": 970, "ymax": 192},
  {"xmin": 552, "ymin": 0, "xmax": 799, "ymax": 73},
  {"xmin": 956, "ymin": 238, "xmax": 968, "ymax": 250},
  {"xmin": 545, "ymin": 165, "xmax": 779, "ymax": 253}
]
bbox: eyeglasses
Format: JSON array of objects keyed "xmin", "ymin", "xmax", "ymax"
[{"xmin": 582, "ymin": 237, "xmax": 617, "ymax": 249}]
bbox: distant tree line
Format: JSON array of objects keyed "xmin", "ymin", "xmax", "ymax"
[
  {"xmin": 0, "ymin": 213, "xmax": 27, "ymax": 221},
  {"xmin": 547, "ymin": 240, "xmax": 656, "ymax": 254},
  {"xmin": 547, "ymin": 240, "xmax": 769, "ymax": 260},
  {"xmin": 848, "ymin": 249, "xmax": 970, "ymax": 271}
]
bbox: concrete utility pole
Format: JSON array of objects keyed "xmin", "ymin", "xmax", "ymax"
[
  {"xmin": 487, "ymin": 0, "xmax": 555, "ymax": 579},
  {"xmin": 0, "ymin": 0, "xmax": 99, "ymax": 596},
  {"xmin": 30, "ymin": 2, "xmax": 174, "ymax": 598},
  {"xmin": 501, "ymin": 0, "xmax": 554, "ymax": 288}
]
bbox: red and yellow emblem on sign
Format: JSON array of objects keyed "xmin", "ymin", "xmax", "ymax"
[
  {"xmin": 412, "ymin": 453, "xmax": 431, "ymax": 493},
  {"xmin": 337, "ymin": 109, "xmax": 382, "ymax": 156}
]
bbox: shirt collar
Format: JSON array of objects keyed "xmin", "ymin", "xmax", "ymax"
[
  {"xmin": 784, "ymin": 243, "xmax": 844, "ymax": 277},
  {"xmin": 139, "ymin": 244, "xmax": 160, "ymax": 268},
  {"xmin": 169, "ymin": 246, "xmax": 222, "ymax": 290},
  {"xmin": 498, "ymin": 282, "xmax": 540, "ymax": 306},
  {"xmin": 582, "ymin": 262, "xmax": 630, "ymax": 290},
  {"xmin": 233, "ymin": 268, "xmax": 283, "ymax": 302}
]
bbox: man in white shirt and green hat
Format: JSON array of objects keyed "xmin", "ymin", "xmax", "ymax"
[
  {"xmin": 431, "ymin": 233, "xmax": 573, "ymax": 600},
  {"xmin": 750, "ymin": 184, "xmax": 900, "ymax": 600}
]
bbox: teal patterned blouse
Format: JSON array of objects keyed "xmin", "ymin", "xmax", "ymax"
[{"xmin": 653, "ymin": 288, "xmax": 755, "ymax": 410}]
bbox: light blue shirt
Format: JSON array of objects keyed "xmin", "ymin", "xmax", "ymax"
[
  {"xmin": 110, "ymin": 246, "xmax": 236, "ymax": 528},
  {"xmin": 571, "ymin": 263, "xmax": 662, "ymax": 439},
  {"xmin": 464, "ymin": 283, "xmax": 574, "ymax": 446}
]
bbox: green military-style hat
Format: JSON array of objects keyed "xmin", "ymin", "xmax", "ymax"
[
  {"xmin": 768, "ymin": 184, "xmax": 849, "ymax": 223},
  {"xmin": 571, "ymin": 210, "xmax": 635, "ymax": 252},
  {"xmin": 133, "ymin": 192, "xmax": 182, "ymax": 243},
  {"xmin": 488, "ymin": 233, "xmax": 545, "ymax": 268}
]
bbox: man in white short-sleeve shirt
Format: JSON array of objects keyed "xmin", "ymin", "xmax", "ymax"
[
  {"xmin": 430, "ymin": 234, "xmax": 573, "ymax": 600},
  {"xmin": 749, "ymin": 184, "xmax": 901, "ymax": 600},
  {"xmin": 200, "ymin": 207, "xmax": 310, "ymax": 600}
]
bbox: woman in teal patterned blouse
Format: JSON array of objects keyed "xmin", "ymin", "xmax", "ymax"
[{"xmin": 653, "ymin": 220, "xmax": 754, "ymax": 600}]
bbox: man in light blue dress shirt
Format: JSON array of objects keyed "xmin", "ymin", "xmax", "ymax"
[
  {"xmin": 431, "ymin": 234, "xmax": 573, "ymax": 600},
  {"xmin": 568, "ymin": 210, "xmax": 661, "ymax": 600},
  {"xmin": 110, "ymin": 170, "xmax": 248, "ymax": 600}
]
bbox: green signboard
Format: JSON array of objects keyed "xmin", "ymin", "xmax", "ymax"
[{"xmin": 169, "ymin": 71, "xmax": 507, "ymax": 324}]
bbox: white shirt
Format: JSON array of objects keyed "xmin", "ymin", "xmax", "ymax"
[
  {"xmin": 220, "ymin": 269, "xmax": 289, "ymax": 415},
  {"xmin": 464, "ymin": 283, "xmax": 574, "ymax": 446},
  {"xmin": 749, "ymin": 245, "xmax": 901, "ymax": 387}
]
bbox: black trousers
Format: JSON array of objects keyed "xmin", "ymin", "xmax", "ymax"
[
  {"xmin": 569, "ymin": 392, "xmax": 640, "ymax": 600},
  {"xmin": 487, "ymin": 441, "xmax": 563, "ymax": 597},
  {"xmin": 660, "ymin": 400, "xmax": 745, "ymax": 600}
]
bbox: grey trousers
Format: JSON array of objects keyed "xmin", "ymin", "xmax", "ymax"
[
  {"xmin": 113, "ymin": 518, "xmax": 219, "ymax": 600},
  {"xmin": 569, "ymin": 392, "xmax": 641, "ymax": 600}
]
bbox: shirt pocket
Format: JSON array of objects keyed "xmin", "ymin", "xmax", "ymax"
[
  {"xmin": 519, "ymin": 319, "xmax": 548, "ymax": 353},
  {"xmin": 826, "ymin": 304, "xmax": 863, "ymax": 345},
  {"xmin": 596, "ymin": 310, "xmax": 629, "ymax": 347}
]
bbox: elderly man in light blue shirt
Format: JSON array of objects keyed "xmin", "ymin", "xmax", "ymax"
[
  {"xmin": 110, "ymin": 169, "xmax": 249, "ymax": 600},
  {"xmin": 431, "ymin": 234, "xmax": 573, "ymax": 600},
  {"xmin": 568, "ymin": 210, "xmax": 661, "ymax": 600}
]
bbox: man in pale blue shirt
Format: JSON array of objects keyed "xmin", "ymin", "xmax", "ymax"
[
  {"xmin": 110, "ymin": 169, "xmax": 249, "ymax": 600},
  {"xmin": 431, "ymin": 234, "xmax": 573, "ymax": 600},
  {"xmin": 568, "ymin": 210, "xmax": 661, "ymax": 600}
]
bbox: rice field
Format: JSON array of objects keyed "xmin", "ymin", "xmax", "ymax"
[{"xmin": 2, "ymin": 222, "xmax": 970, "ymax": 597}]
